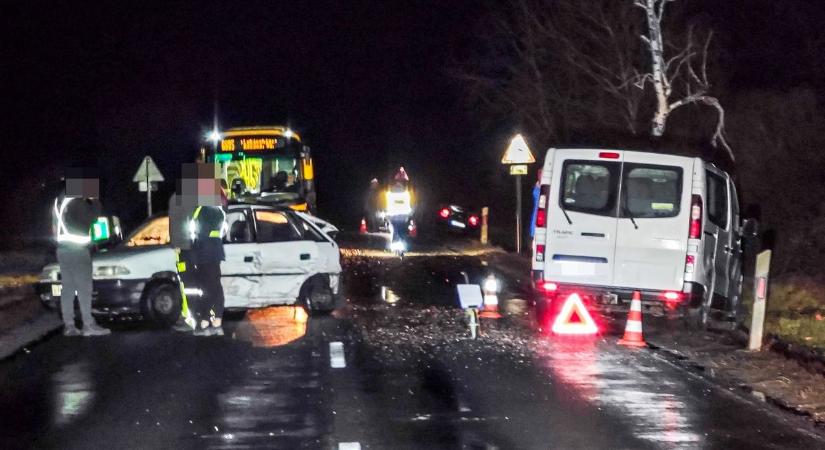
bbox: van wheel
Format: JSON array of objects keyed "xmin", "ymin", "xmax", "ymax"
[
  {"xmin": 144, "ymin": 283, "xmax": 181, "ymax": 328},
  {"xmin": 301, "ymin": 278, "xmax": 335, "ymax": 316},
  {"xmin": 684, "ymin": 287, "xmax": 712, "ymax": 330}
]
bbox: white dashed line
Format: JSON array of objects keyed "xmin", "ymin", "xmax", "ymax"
[
  {"xmin": 338, "ymin": 443, "xmax": 361, "ymax": 450},
  {"xmin": 329, "ymin": 341, "xmax": 346, "ymax": 368}
]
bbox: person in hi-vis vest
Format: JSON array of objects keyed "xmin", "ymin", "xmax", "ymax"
[
  {"xmin": 53, "ymin": 169, "xmax": 111, "ymax": 337},
  {"xmin": 177, "ymin": 163, "xmax": 227, "ymax": 336}
]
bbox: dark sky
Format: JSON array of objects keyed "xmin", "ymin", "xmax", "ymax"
[{"xmin": 2, "ymin": 0, "xmax": 825, "ymax": 233}]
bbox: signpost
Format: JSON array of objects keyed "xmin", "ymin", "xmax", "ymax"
[
  {"xmin": 133, "ymin": 156, "xmax": 164, "ymax": 217},
  {"xmin": 748, "ymin": 250, "xmax": 772, "ymax": 351},
  {"xmin": 501, "ymin": 134, "xmax": 535, "ymax": 253}
]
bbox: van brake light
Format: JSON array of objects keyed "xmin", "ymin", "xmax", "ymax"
[
  {"xmin": 689, "ymin": 195, "xmax": 703, "ymax": 239},
  {"xmin": 599, "ymin": 152, "xmax": 620, "ymax": 159},
  {"xmin": 535, "ymin": 185, "xmax": 550, "ymax": 227}
]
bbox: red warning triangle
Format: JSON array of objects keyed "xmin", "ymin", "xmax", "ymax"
[{"xmin": 551, "ymin": 293, "xmax": 598, "ymax": 335}]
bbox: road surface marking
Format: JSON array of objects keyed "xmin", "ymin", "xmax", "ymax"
[
  {"xmin": 330, "ymin": 341, "xmax": 346, "ymax": 368},
  {"xmin": 338, "ymin": 443, "xmax": 361, "ymax": 450}
]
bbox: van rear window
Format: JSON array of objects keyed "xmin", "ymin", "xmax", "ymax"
[
  {"xmin": 560, "ymin": 160, "xmax": 620, "ymax": 216},
  {"xmin": 620, "ymin": 164, "xmax": 683, "ymax": 218}
]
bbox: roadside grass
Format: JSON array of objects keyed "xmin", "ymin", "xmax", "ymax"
[
  {"xmin": 0, "ymin": 274, "xmax": 39, "ymax": 290},
  {"xmin": 744, "ymin": 276, "xmax": 825, "ymax": 349}
]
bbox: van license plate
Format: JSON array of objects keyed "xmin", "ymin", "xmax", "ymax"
[
  {"xmin": 51, "ymin": 284, "xmax": 62, "ymax": 297},
  {"xmin": 601, "ymin": 293, "xmax": 618, "ymax": 304}
]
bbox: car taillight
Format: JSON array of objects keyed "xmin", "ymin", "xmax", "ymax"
[
  {"xmin": 536, "ymin": 244, "xmax": 545, "ymax": 262},
  {"xmin": 663, "ymin": 291, "xmax": 681, "ymax": 301},
  {"xmin": 689, "ymin": 195, "xmax": 702, "ymax": 239},
  {"xmin": 535, "ymin": 184, "xmax": 550, "ymax": 228},
  {"xmin": 541, "ymin": 281, "xmax": 558, "ymax": 292},
  {"xmin": 685, "ymin": 254, "xmax": 695, "ymax": 273},
  {"xmin": 468, "ymin": 215, "xmax": 479, "ymax": 227},
  {"xmin": 439, "ymin": 208, "xmax": 450, "ymax": 219}
]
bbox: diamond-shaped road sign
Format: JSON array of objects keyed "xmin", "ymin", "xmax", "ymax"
[
  {"xmin": 133, "ymin": 156, "xmax": 165, "ymax": 183},
  {"xmin": 501, "ymin": 134, "xmax": 535, "ymax": 165}
]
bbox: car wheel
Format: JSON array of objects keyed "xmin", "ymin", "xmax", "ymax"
[
  {"xmin": 301, "ymin": 278, "xmax": 335, "ymax": 316},
  {"xmin": 144, "ymin": 283, "xmax": 181, "ymax": 328}
]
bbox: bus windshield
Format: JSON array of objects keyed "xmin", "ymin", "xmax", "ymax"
[{"xmin": 210, "ymin": 126, "xmax": 316, "ymax": 211}]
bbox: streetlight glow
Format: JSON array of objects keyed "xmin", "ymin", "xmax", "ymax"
[{"xmin": 207, "ymin": 129, "xmax": 222, "ymax": 143}]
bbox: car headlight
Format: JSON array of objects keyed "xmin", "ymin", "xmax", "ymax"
[
  {"xmin": 39, "ymin": 267, "xmax": 60, "ymax": 282},
  {"xmin": 93, "ymin": 265, "xmax": 131, "ymax": 279}
]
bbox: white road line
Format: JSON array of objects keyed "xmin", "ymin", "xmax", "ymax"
[
  {"xmin": 338, "ymin": 443, "xmax": 361, "ymax": 450},
  {"xmin": 329, "ymin": 341, "xmax": 346, "ymax": 368}
]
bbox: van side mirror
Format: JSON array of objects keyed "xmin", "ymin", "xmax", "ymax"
[{"xmin": 741, "ymin": 218, "xmax": 759, "ymax": 238}]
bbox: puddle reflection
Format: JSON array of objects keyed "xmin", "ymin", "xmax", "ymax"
[
  {"xmin": 52, "ymin": 361, "xmax": 95, "ymax": 426},
  {"xmin": 233, "ymin": 307, "xmax": 308, "ymax": 348},
  {"xmin": 538, "ymin": 339, "xmax": 703, "ymax": 447}
]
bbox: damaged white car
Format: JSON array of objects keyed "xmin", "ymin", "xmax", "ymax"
[{"xmin": 36, "ymin": 205, "xmax": 342, "ymax": 326}]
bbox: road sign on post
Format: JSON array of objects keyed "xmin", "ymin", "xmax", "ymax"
[
  {"xmin": 748, "ymin": 250, "xmax": 772, "ymax": 351},
  {"xmin": 501, "ymin": 134, "xmax": 535, "ymax": 253},
  {"xmin": 133, "ymin": 156, "xmax": 164, "ymax": 217}
]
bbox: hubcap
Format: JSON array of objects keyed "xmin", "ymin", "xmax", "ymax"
[{"xmin": 155, "ymin": 292, "xmax": 174, "ymax": 315}]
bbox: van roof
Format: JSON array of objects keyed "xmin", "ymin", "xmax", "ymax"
[{"xmin": 549, "ymin": 148, "xmax": 704, "ymax": 166}]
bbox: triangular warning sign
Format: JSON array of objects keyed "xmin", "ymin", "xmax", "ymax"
[
  {"xmin": 551, "ymin": 293, "xmax": 598, "ymax": 335},
  {"xmin": 132, "ymin": 156, "xmax": 165, "ymax": 183},
  {"xmin": 501, "ymin": 134, "xmax": 536, "ymax": 165}
]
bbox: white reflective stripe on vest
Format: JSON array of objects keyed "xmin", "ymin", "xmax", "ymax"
[{"xmin": 54, "ymin": 198, "xmax": 91, "ymax": 245}]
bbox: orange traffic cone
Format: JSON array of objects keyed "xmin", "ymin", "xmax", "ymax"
[
  {"xmin": 618, "ymin": 291, "xmax": 647, "ymax": 347},
  {"xmin": 479, "ymin": 274, "xmax": 502, "ymax": 319},
  {"xmin": 359, "ymin": 218, "xmax": 368, "ymax": 234}
]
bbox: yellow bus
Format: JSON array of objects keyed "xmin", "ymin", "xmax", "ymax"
[{"xmin": 210, "ymin": 126, "xmax": 316, "ymax": 212}]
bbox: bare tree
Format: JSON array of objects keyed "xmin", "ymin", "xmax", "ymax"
[
  {"xmin": 634, "ymin": 0, "xmax": 734, "ymax": 160},
  {"xmin": 455, "ymin": 0, "xmax": 648, "ymax": 147}
]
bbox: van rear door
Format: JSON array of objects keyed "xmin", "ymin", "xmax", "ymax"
[
  {"xmin": 612, "ymin": 152, "xmax": 692, "ymax": 291},
  {"xmin": 544, "ymin": 150, "xmax": 621, "ymax": 287}
]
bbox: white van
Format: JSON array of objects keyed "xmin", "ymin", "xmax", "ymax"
[{"xmin": 531, "ymin": 148, "xmax": 754, "ymax": 328}]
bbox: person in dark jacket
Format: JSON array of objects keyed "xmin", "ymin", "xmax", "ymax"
[{"xmin": 53, "ymin": 169, "xmax": 110, "ymax": 337}]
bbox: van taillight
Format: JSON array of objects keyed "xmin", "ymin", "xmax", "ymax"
[
  {"xmin": 536, "ymin": 244, "xmax": 545, "ymax": 261},
  {"xmin": 536, "ymin": 185, "xmax": 550, "ymax": 227},
  {"xmin": 689, "ymin": 195, "xmax": 703, "ymax": 239},
  {"xmin": 599, "ymin": 152, "xmax": 620, "ymax": 159}
]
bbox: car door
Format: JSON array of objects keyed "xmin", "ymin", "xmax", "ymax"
[
  {"xmin": 544, "ymin": 150, "xmax": 621, "ymax": 287},
  {"xmin": 612, "ymin": 153, "xmax": 691, "ymax": 291},
  {"xmin": 220, "ymin": 208, "xmax": 261, "ymax": 308},
  {"xmin": 252, "ymin": 209, "xmax": 319, "ymax": 304},
  {"xmin": 703, "ymin": 167, "xmax": 732, "ymax": 300}
]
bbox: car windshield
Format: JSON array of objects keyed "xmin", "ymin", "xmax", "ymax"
[{"xmin": 125, "ymin": 216, "xmax": 170, "ymax": 247}]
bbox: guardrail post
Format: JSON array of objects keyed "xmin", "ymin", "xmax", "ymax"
[
  {"xmin": 480, "ymin": 207, "xmax": 489, "ymax": 244},
  {"xmin": 748, "ymin": 250, "xmax": 772, "ymax": 351}
]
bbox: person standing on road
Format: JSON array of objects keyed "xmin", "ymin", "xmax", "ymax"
[
  {"xmin": 169, "ymin": 176, "xmax": 198, "ymax": 331},
  {"xmin": 529, "ymin": 170, "xmax": 542, "ymax": 241},
  {"xmin": 187, "ymin": 163, "xmax": 228, "ymax": 336},
  {"xmin": 364, "ymin": 178, "xmax": 381, "ymax": 231},
  {"xmin": 53, "ymin": 169, "xmax": 110, "ymax": 337}
]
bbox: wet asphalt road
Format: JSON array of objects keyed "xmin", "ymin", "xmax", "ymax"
[{"xmin": 1, "ymin": 234, "xmax": 824, "ymax": 449}]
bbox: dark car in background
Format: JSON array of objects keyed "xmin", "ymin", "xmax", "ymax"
[{"xmin": 435, "ymin": 204, "xmax": 480, "ymax": 236}]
